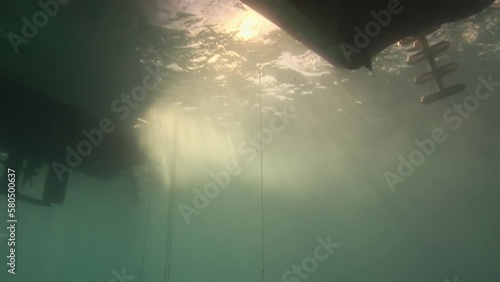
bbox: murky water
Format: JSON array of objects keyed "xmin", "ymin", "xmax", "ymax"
[{"xmin": 0, "ymin": 1, "xmax": 499, "ymax": 282}]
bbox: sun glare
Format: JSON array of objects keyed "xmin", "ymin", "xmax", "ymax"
[
  {"xmin": 238, "ymin": 13, "xmax": 261, "ymax": 40},
  {"xmin": 136, "ymin": 103, "xmax": 240, "ymax": 189}
]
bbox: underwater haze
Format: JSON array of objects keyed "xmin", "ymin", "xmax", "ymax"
[{"xmin": 0, "ymin": 0, "xmax": 499, "ymax": 282}]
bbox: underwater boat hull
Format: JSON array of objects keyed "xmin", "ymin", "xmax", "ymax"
[{"xmin": 241, "ymin": 0, "xmax": 495, "ymax": 69}]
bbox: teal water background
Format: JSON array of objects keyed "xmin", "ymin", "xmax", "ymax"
[{"xmin": 0, "ymin": 1, "xmax": 499, "ymax": 282}]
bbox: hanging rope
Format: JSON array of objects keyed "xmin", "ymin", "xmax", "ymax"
[
  {"xmin": 164, "ymin": 115, "xmax": 178, "ymax": 282},
  {"xmin": 259, "ymin": 65, "xmax": 265, "ymax": 282},
  {"xmin": 138, "ymin": 112, "xmax": 178, "ymax": 282},
  {"xmin": 139, "ymin": 169, "xmax": 154, "ymax": 282}
]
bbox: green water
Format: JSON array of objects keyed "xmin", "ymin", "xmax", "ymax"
[{"xmin": 0, "ymin": 1, "xmax": 499, "ymax": 282}]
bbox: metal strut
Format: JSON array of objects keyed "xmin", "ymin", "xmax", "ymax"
[{"xmin": 400, "ymin": 26, "xmax": 466, "ymax": 104}]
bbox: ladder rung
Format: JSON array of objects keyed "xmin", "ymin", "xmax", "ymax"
[
  {"xmin": 414, "ymin": 62, "xmax": 459, "ymax": 84},
  {"xmin": 421, "ymin": 83, "xmax": 466, "ymax": 104},
  {"xmin": 407, "ymin": 40, "xmax": 450, "ymax": 65}
]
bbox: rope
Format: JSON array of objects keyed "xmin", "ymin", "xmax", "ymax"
[
  {"xmin": 259, "ymin": 65, "xmax": 265, "ymax": 282},
  {"xmin": 139, "ymin": 113, "xmax": 179, "ymax": 282},
  {"xmin": 164, "ymin": 116, "xmax": 178, "ymax": 282},
  {"xmin": 139, "ymin": 169, "xmax": 154, "ymax": 282}
]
